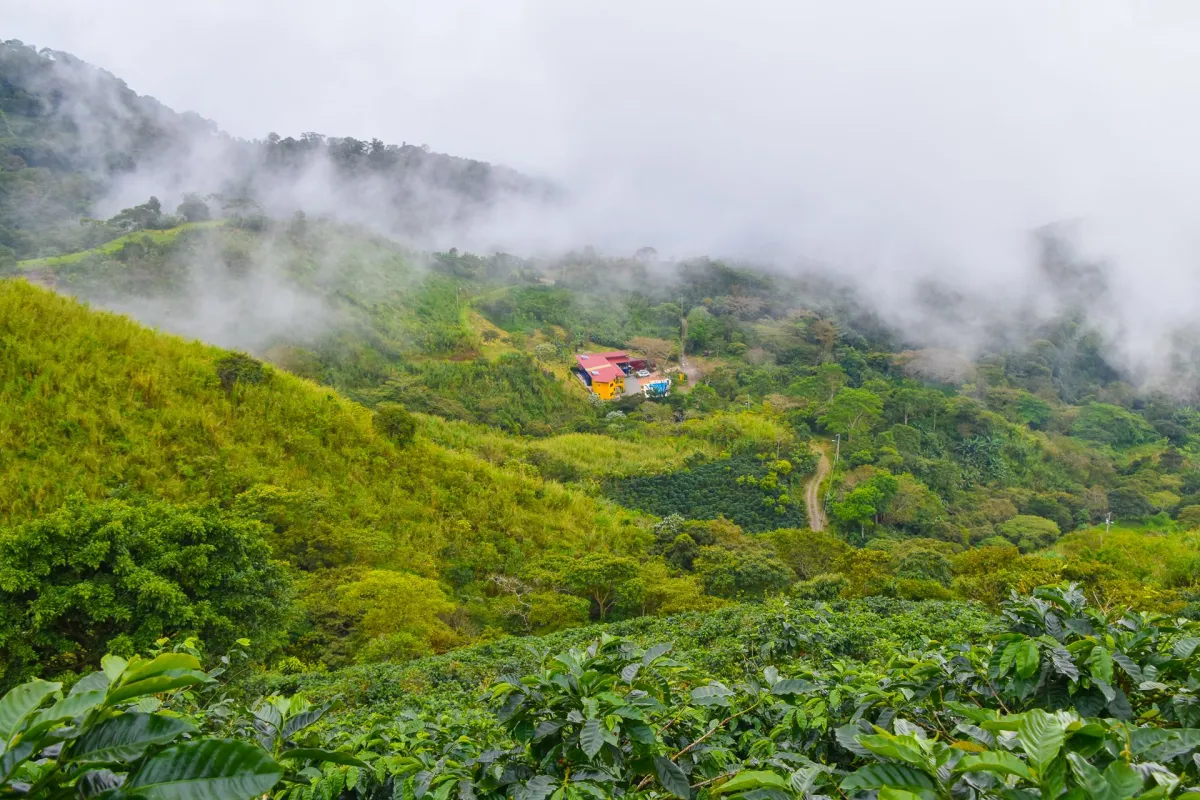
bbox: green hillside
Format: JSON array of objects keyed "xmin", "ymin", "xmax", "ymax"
[{"xmin": 0, "ymin": 279, "xmax": 648, "ymax": 670}]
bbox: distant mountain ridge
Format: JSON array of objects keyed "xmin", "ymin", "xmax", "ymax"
[{"xmin": 0, "ymin": 38, "xmax": 556, "ymax": 261}]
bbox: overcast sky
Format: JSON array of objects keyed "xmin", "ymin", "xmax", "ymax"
[{"xmin": 7, "ymin": 1, "xmax": 1200, "ymax": 374}]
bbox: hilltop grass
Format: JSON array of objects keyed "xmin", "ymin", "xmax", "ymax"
[{"xmin": 17, "ymin": 220, "xmax": 226, "ymax": 269}]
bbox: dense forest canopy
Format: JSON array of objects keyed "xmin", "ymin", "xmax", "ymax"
[{"xmin": 3, "ymin": 35, "xmax": 1200, "ymax": 800}]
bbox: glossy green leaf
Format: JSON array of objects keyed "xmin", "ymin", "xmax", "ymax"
[
  {"xmin": 1087, "ymin": 646, "xmax": 1113, "ymax": 684},
  {"xmin": 67, "ymin": 712, "xmax": 197, "ymax": 764},
  {"xmin": 101, "ymin": 656, "xmax": 128, "ymax": 684},
  {"xmin": 840, "ymin": 763, "xmax": 938, "ymax": 793},
  {"xmin": 25, "ymin": 688, "xmax": 107, "ymax": 737},
  {"xmin": 1102, "ymin": 760, "xmax": 1144, "ymax": 799},
  {"xmin": 1111, "ymin": 651, "xmax": 1143, "ymax": 683},
  {"xmin": 106, "ymin": 671, "xmax": 210, "ymax": 706},
  {"xmin": 857, "ymin": 734, "xmax": 929, "ymax": 768},
  {"xmin": 689, "ymin": 682, "xmax": 732, "ymax": 707},
  {"xmin": 642, "ymin": 643, "xmax": 672, "ymax": 665},
  {"xmin": 0, "ymin": 679, "xmax": 61, "ymax": 744},
  {"xmin": 1066, "ymin": 753, "xmax": 1110, "ymax": 799},
  {"xmin": 1173, "ymin": 637, "xmax": 1200, "ymax": 660},
  {"xmin": 626, "ymin": 720, "xmax": 655, "ymax": 744},
  {"xmin": 877, "ymin": 789, "xmax": 924, "ymax": 800},
  {"xmin": 579, "ymin": 719, "xmax": 604, "ymax": 759},
  {"xmin": 1129, "ymin": 728, "xmax": 1200, "ymax": 762},
  {"xmin": 71, "ymin": 672, "xmax": 111, "ymax": 697},
  {"xmin": 770, "ymin": 679, "xmax": 815, "ymax": 696},
  {"xmin": 277, "ymin": 747, "xmax": 367, "ymax": 767},
  {"xmin": 120, "ymin": 654, "xmax": 203, "ymax": 686},
  {"xmin": 1015, "ymin": 640, "xmax": 1040, "ymax": 679},
  {"xmin": 654, "ymin": 756, "xmax": 690, "ymax": 799},
  {"xmin": 997, "ymin": 640, "xmax": 1021, "ymax": 677},
  {"xmin": 124, "ymin": 738, "xmax": 282, "ymax": 799},
  {"xmin": 956, "ymin": 750, "xmax": 1032, "ymax": 779},
  {"xmin": 1017, "ymin": 709, "xmax": 1066, "ymax": 771},
  {"xmin": 713, "ymin": 770, "xmax": 789, "ymax": 794},
  {"xmin": 0, "ymin": 740, "xmax": 34, "ymax": 782}
]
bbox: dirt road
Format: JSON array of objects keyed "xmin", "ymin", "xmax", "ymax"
[
  {"xmin": 678, "ymin": 356, "xmax": 702, "ymax": 387},
  {"xmin": 805, "ymin": 444, "xmax": 831, "ymax": 531}
]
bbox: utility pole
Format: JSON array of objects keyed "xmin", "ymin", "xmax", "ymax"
[
  {"xmin": 832, "ymin": 434, "xmax": 841, "ymax": 470},
  {"xmin": 1102, "ymin": 512, "xmax": 1112, "ymax": 548}
]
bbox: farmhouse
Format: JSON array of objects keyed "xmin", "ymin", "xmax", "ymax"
[{"xmin": 574, "ymin": 351, "xmax": 671, "ymax": 400}]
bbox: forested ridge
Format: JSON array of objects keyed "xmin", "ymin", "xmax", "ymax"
[{"xmin": 2, "ymin": 38, "xmax": 1200, "ymax": 799}]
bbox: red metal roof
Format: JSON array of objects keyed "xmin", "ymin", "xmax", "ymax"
[
  {"xmin": 586, "ymin": 363, "xmax": 624, "ymax": 383},
  {"xmin": 578, "ymin": 351, "xmax": 631, "ymax": 365}
]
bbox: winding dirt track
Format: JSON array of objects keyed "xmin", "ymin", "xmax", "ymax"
[{"xmin": 805, "ymin": 444, "xmax": 831, "ymax": 531}]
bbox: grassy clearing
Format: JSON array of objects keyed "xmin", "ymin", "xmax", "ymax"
[{"xmin": 17, "ymin": 221, "xmax": 226, "ymax": 269}]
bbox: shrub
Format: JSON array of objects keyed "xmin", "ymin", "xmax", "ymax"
[
  {"xmin": 215, "ymin": 351, "xmax": 267, "ymax": 392},
  {"xmin": 894, "ymin": 549, "xmax": 953, "ymax": 586},
  {"xmin": 372, "ymin": 402, "xmax": 417, "ymax": 445},
  {"xmin": 996, "ymin": 514, "xmax": 1061, "ymax": 552},
  {"xmin": 1108, "ymin": 487, "xmax": 1154, "ymax": 520},
  {"xmin": 694, "ymin": 545, "xmax": 793, "ymax": 600},
  {"xmin": 0, "ymin": 649, "xmax": 282, "ymax": 798},
  {"xmin": 886, "ymin": 576, "xmax": 953, "ymax": 600},
  {"xmin": 0, "ymin": 497, "xmax": 292, "ymax": 687},
  {"xmin": 336, "ymin": 570, "xmax": 458, "ymax": 656},
  {"xmin": 792, "ymin": 572, "xmax": 849, "ymax": 600},
  {"xmin": 1178, "ymin": 504, "xmax": 1200, "ymax": 529}
]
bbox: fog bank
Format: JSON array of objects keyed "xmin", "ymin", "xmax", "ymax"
[{"xmin": 8, "ymin": 1, "xmax": 1200, "ymax": 384}]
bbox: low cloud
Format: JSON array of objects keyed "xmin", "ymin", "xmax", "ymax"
[{"xmin": 8, "ymin": 1, "xmax": 1200, "ymax": 389}]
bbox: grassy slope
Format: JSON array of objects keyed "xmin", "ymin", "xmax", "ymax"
[
  {"xmin": 16, "ymin": 221, "xmax": 226, "ymax": 269},
  {"xmin": 0, "ymin": 280, "xmax": 646, "ymax": 580}
]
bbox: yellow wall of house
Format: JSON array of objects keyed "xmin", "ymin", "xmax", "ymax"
[{"xmin": 592, "ymin": 379, "xmax": 623, "ymax": 400}]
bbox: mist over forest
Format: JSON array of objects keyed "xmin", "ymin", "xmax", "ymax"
[{"xmin": 6, "ymin": 3, "xmax": 1200, "ymax": 393}]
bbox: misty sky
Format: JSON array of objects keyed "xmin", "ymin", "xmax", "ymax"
[{"xmin": 8, "ymin": 1, "xmax": 1200, "ymax": 374}]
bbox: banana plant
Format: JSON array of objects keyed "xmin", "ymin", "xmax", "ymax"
[{"xmin": 0, "ymin": 651, "xmax": 281, "ymax": 799}]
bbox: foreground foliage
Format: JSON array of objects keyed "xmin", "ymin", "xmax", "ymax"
[
  {"xmin": 5, "ymin": 575, "xmax": 1199, "ymax": 798},
  {"xmin": 11, "ymin": 587, "xmax": 1153, "ymax": 799},
  {"xmin": 271, "ymin": 586, "xmax": 1200, "ymax": 798},
  {"xmin": 0, "ymin": 644, "xmax": 282, "ymax": 799}
]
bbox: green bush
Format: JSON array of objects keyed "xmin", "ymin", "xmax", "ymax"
[
  {"xmin": 894, "ymin": 548, "xmax": 953, "ymax": 586},
  {"xmin": 215, "ymin": 352, "xmax": 267, "ymax": 392},
  {"xmin": 997, "ymin": 514, "xmax": 1061, "ymax": 552},
  {"xmin": 0, "ymin": 497, "xmax": 292, "ymax": 688},
  {"xmin": 1108, "ymin": 486, "xmax": 1155, "ymax": 520},
  {"xmin": 372, "ymin": 402, "xmax": 417, "ymax": 445},
  {"xmin": 792, "ymin": 572, "xmax": 849, "ymax": 600}
]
